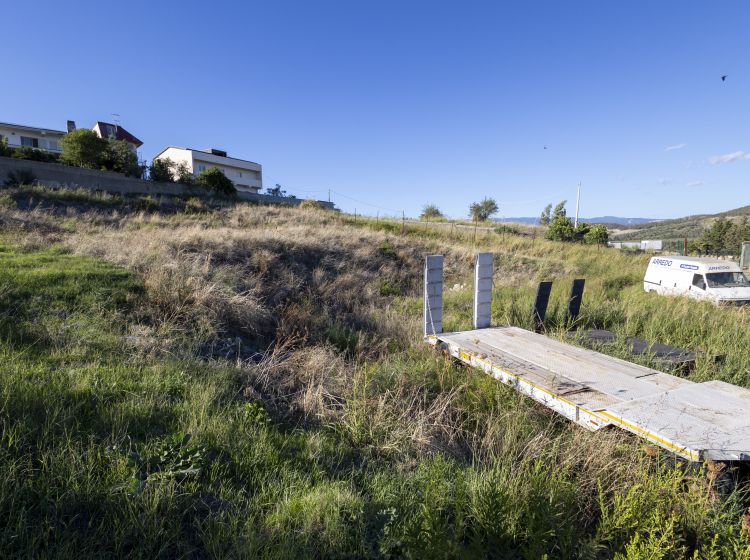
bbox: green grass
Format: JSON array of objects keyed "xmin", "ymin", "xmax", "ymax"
[{"xmin": 2, "ymin": 204, "xmax": 750, "ymax": 558}]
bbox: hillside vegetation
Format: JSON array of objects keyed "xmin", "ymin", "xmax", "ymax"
[
  {"xmin": 612, "ymin": 204, "xmax": 750, "ymax": 242},
  {"xmin": 1, "ymin": 186, "xmax": 750, "ymax": 558}
]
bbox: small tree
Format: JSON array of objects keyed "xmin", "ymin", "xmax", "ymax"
[
  {"xmin": 105, "ymin": 139, "xmax": 142, "ymax": 177},
  {"xmin": 584, "ymin": 224, "xmax": 609, "ymax": 245},
  {"xmin": 60, "ymin": 129, "xmax": 108, "ymax": 169},
  {"xmin": 420, "ymin": 204, "xmax": 443, "ymax": 221},
  {"xmin": 539, "ymin": 203, "xmax": 552, "ymax": 225},
  {"xmin": 469, "ymin": 197, "xmax": 499, "ymax": 222},
  {"xmin": 546, "ymin": 215, "xmax": 576, "ymax": 241},
  {"xmin": 149, "ymin": 158, "xmax": 174, "ymax": 182},
  {"xmin": 174, "ymin": 162, "xmax": 195, "ymax": 185},
  {"xmin": 266, "ymin": 183, "xmax": 289, "ymax": 197},
  {"xmin": 552, "ymin": 200, "xmax": 567, "ymax": 219},
  {"xmin": 197, "ymin": 167, "xmax": 236, "ymax": 196}
]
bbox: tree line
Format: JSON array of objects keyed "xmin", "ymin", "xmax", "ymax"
[{"xmin": 691, "ymin": 217, "xmax": 750, "ymax": 256}]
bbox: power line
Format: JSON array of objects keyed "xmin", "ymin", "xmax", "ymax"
[{"xmin": 330, "ymin": 190, "xmax": 402, "ymax": 214}]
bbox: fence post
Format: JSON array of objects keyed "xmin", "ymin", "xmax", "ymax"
[
  {"xmin": 473, "ymin": 253, "xmax": 493, "ymax": 329},
  {"xmin": 424, "ymin": 255, "xmax": 444, "ymax": 336}
]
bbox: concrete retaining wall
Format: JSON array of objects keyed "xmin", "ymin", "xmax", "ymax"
[{"xmin": 0, "ymin": 156, "xmax": 335, "ymax": 209}]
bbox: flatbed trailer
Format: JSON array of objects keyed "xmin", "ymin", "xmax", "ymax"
[{"xmin": 424, "ymin": 254, "xmax": 750, "ymax": 462}]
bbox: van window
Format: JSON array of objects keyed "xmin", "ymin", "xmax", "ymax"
[
  {"xmin": 706, "ymin": 272, "xmax": 749, "ymax": 288},
  {"xmin": 692, "ymin": 274, "xmax": 706, "ymax": 290}
]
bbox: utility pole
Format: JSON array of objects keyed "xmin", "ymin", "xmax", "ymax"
[
  {"xmin": 574, "ymin": 182, "xmax": 581, "ymax": 229},
  {"xmin": 328, "ymin": 189, "xmax": 331, "ymax": 203}
]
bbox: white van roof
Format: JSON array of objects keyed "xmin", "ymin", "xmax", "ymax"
[{"xmin": 649, "ymin": 256, "xmax": 742, "ymax": 273}]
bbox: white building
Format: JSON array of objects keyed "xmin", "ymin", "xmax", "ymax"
[
  {"xmin": 0, "ymin": 121, "xmax": 67, "ymax": 154},
  {"xmin": 153, "ymin": 147, "xmax": 262, "ymax": 193}
]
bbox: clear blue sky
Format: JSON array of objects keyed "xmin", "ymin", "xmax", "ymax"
[{"xmin": 3, "ymin": 0, "xmax": 748, "ymax": 219}]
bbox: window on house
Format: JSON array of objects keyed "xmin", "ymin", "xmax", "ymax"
[
  {"xmin": 20, "ymin": 136, "xmax": 39, "ymax": 148},
  {"xmin": 197, "ymin": 164, "xmax": 207, "ymax": 172},
  {"xmin": 47, "ymin": 140, "xmax": 60, "ymax": 151}
]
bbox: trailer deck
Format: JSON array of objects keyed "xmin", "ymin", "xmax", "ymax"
[{"xmin": 423, "ymin": 254, "xmax": 750, "ymax": 462}]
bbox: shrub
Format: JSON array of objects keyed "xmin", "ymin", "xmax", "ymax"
[
  {"xmin": 138, "ymin": 195, "xmax": 158, "ymax": 212},
  {"xmin": 4, "ymin": 169, "xmax": 37, "ymax": 187},
  {"xmin": 546, "ymin": 215, "xmax": 576, "ymax": 241},
  {"xmin": 11, "ymin": 146, "xmax": 59, "ymax": 163},
  {"xmin": 60, "ymin": 129, "xmax": 108, "ymax": 169},
  {"xmin": 0, "ymin": 137, "xmax": 11, "ymax": 157},
  {"xmin": 174, "ymin": 162, "xmax": 195, "ymax": 185},
  {"xmin": 149, "ymin": 158, "xmax": 174, "ymax": 182},
  {"xmin": 196, "ymin": 167, "xmax": 236, "ymax": 196},
  {"xmin": 184, "ymin": 197, "xmax": 206, "ymax": 214},
  {"xmin": 104, "ymin": 139, "xmax": 143, "ymax": 177},
  {"xmin": 585, "ymin": 224, "xmax": 609, "ymax": 245},
  {"xmin": 300, "ymin": 199, "xmax": 324, "ymax": 210},
  {"xmin": 420, "ymin": 204, "xmax": 443, "ymax": 221}
]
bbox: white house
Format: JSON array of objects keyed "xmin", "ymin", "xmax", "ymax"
[
  {"xmin": 153, "ymin": 147, "xmax": 263, "ymax": 193},
  {"xmin": 0, "ymin": 121, "xmax": 67, "ymax": 153}
]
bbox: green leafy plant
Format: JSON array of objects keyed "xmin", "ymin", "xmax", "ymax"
[
  {"xmin": 173, "ymin": 162, "xmax": 195, "ymax": 185},
  {"xmin": 4, "ymin": 169, "xmax": 37, "ymax": 187},
  {"xmin": 60, "ymin": 129, "xmax": 108, "ymax": 169},
  {"xmin": 11, "ymin": 146, "xmax": 59, "ymax": 163},
  {"xmin": 149, "ymin": 158, "xmax": 174, "ymax": 182},
  {"xmin": 0, "ymin": 136, "xmax": 12, "ymax": 157},
  {"xmin": 585, "ymin": 223, "xmax": 609, "ymax": 245},
  {"xmin": 197, "ymin": 167, "xmax": 236, "ymax": 196},
  {"xmin": 104, "ymin": 139, "xmax": 143, "ymax": 177},
  {"xmin": 126, "ymin": 433, "xmax": 208, "ymax": 495}
]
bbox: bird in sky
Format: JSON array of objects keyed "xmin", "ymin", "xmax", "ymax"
[
  {"xmin": 721, "ymin": 74, "xmax": 728, "ymax": 82},
  {"xmin": 543, "ymin": 145, "xmax": 548, "ymax": 150}
]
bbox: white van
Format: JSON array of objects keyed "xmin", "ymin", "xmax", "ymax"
[{"xmin": 644, "ymin": 256, "xmax": 750, "ymax": 305}]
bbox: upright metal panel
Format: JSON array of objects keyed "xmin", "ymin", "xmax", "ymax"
[
  {"xmin": 533, "ymin": 281, "xmax": 553, "ymax": 333},
  {"xmin": 741, "ymin": 242, "xmax": 750, "ymax": 270},
  {"xmin": 473, "ymin": 252, "xmax": 493, "ymax": 329},
  {"xmin": 566, "ymin": 279, "xmax": 585, "ymax": 324},
  {"xmin": 424, "ymin": 255, "xmax": 444, "ymax": 336}
]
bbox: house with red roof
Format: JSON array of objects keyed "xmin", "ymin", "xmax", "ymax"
[{"xmin": 91, "ymin": 121, "xmax": 143, "ymax": 152}]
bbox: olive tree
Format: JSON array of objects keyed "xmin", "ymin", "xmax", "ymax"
[
  {"xmin": 420, "ymin": 204, "xmax": 443, "ymax": 221},
  {"xmin": 468, "ymin": 197, "xmax": 499, "ymax": 222}
]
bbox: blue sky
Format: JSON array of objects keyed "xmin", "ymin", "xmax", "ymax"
[{"xmin": 3, "ymin": 1, "xmax": 748, "ymax": 219}]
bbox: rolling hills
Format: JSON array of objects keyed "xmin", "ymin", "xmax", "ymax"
[{"xmin": 611, "ymin": 204, "xmax": 750, "ymax": 241}]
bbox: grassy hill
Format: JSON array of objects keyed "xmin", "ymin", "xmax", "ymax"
[
  {"xmin": 1, "ymin": 185, "xmax": 750, "ymax": 558},
  {"xmin": 612, "ymin": 204, "xmax": 750, "ymax": 241}
]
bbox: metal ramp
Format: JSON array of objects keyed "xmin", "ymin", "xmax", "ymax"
[{"xmin": 424, "ymin": 254, "xmax": 750, "ymax": 462}]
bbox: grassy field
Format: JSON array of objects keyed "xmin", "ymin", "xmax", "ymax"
[{"xmin": 1, "ymin": 186, "xmax": 750, "ymax": 558}]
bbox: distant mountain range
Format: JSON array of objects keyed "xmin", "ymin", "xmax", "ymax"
[{"xmin": 495, "ymin": 216, "xmax": 660, "ymax": 226}]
